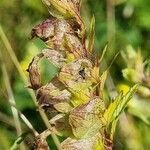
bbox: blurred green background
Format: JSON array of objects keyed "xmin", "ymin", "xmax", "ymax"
[{"xmin": 0, "ymin": 0, "xmax": 150, "ymax": 149}]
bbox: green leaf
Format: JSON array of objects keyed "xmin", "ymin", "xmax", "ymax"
[
  {"xmin": 104, "ymin": 84, "xmax": 138, "ymax": 126},
  {"xmin": 10, "ymin": 132, "xmax": 28, "ymax": 150},
  {"xmin": 109, "ymin": 118, "xmax": 118, "ymax": 140},
  {"xmin": 99, "ymin": 70, "xmax": 108, "ymax": 98}
]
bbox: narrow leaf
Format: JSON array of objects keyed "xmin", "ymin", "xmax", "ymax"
[
  {"xmin": 104, "ymin": 84, "xmax": 138, "ymax": 126},
  {"xmin": 10, "ymin": 132, "xmax": 29, "ymax": 150},
  {"xmin": 99, "ymin": 70, "xmax": 108, "ymax": 98},
  {"xmin": 99, "ymin": 44, "xmax": 108, "ymax": 64}
]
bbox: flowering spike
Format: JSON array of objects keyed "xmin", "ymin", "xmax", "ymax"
[{"xmin": 27, "ymin": 1, "xmax": 137, "ymax": 149}]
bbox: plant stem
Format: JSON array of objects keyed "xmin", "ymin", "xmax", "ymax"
[
  {"xmin": 1, "ymin": 59, "xmax": 26, "ymax": 150},
  {"xmin": 8, "ymin": 102, "xmax": 39, "ymax": 136},
  {"xmin": 0, "ymin": 111, "xmax": 15, "ymax": 128}
]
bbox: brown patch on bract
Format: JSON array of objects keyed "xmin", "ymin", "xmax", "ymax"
[
  {"xmin": 31, "ymin": 18, "xmax": 85, "ymax": 58},
  {"xmin": 28, "ymin": 54, "xmax": 42, "ymax": 90},
  {"xmin": 59, "ymin": 58, "xmax": 92, "ymax": 84},
  {"xmin": 31, "ymin": 18, "xmax": 56, "ymax": 40},
  {"xmin": 34, "ymin": 138, "xmax": 49, "ymax": 150},
  {"xmin": 28, "ymin": 49, "xmax": 65, "ymax": 90},
  {"xmin": 64, "ymin": 33, "xmax": 85, "ymax": 58},
  {"xmin": 36, "ymin": 78, "xmax": 71, "ymax": 112}
]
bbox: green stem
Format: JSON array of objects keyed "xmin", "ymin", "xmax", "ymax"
[
  {"xmin": 0, "ymin": 111, "xmax": 15, "ymax": 128},
  {"xmin": 1, "ymin": 56, "xmax": 26, "ymax": 150}
]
